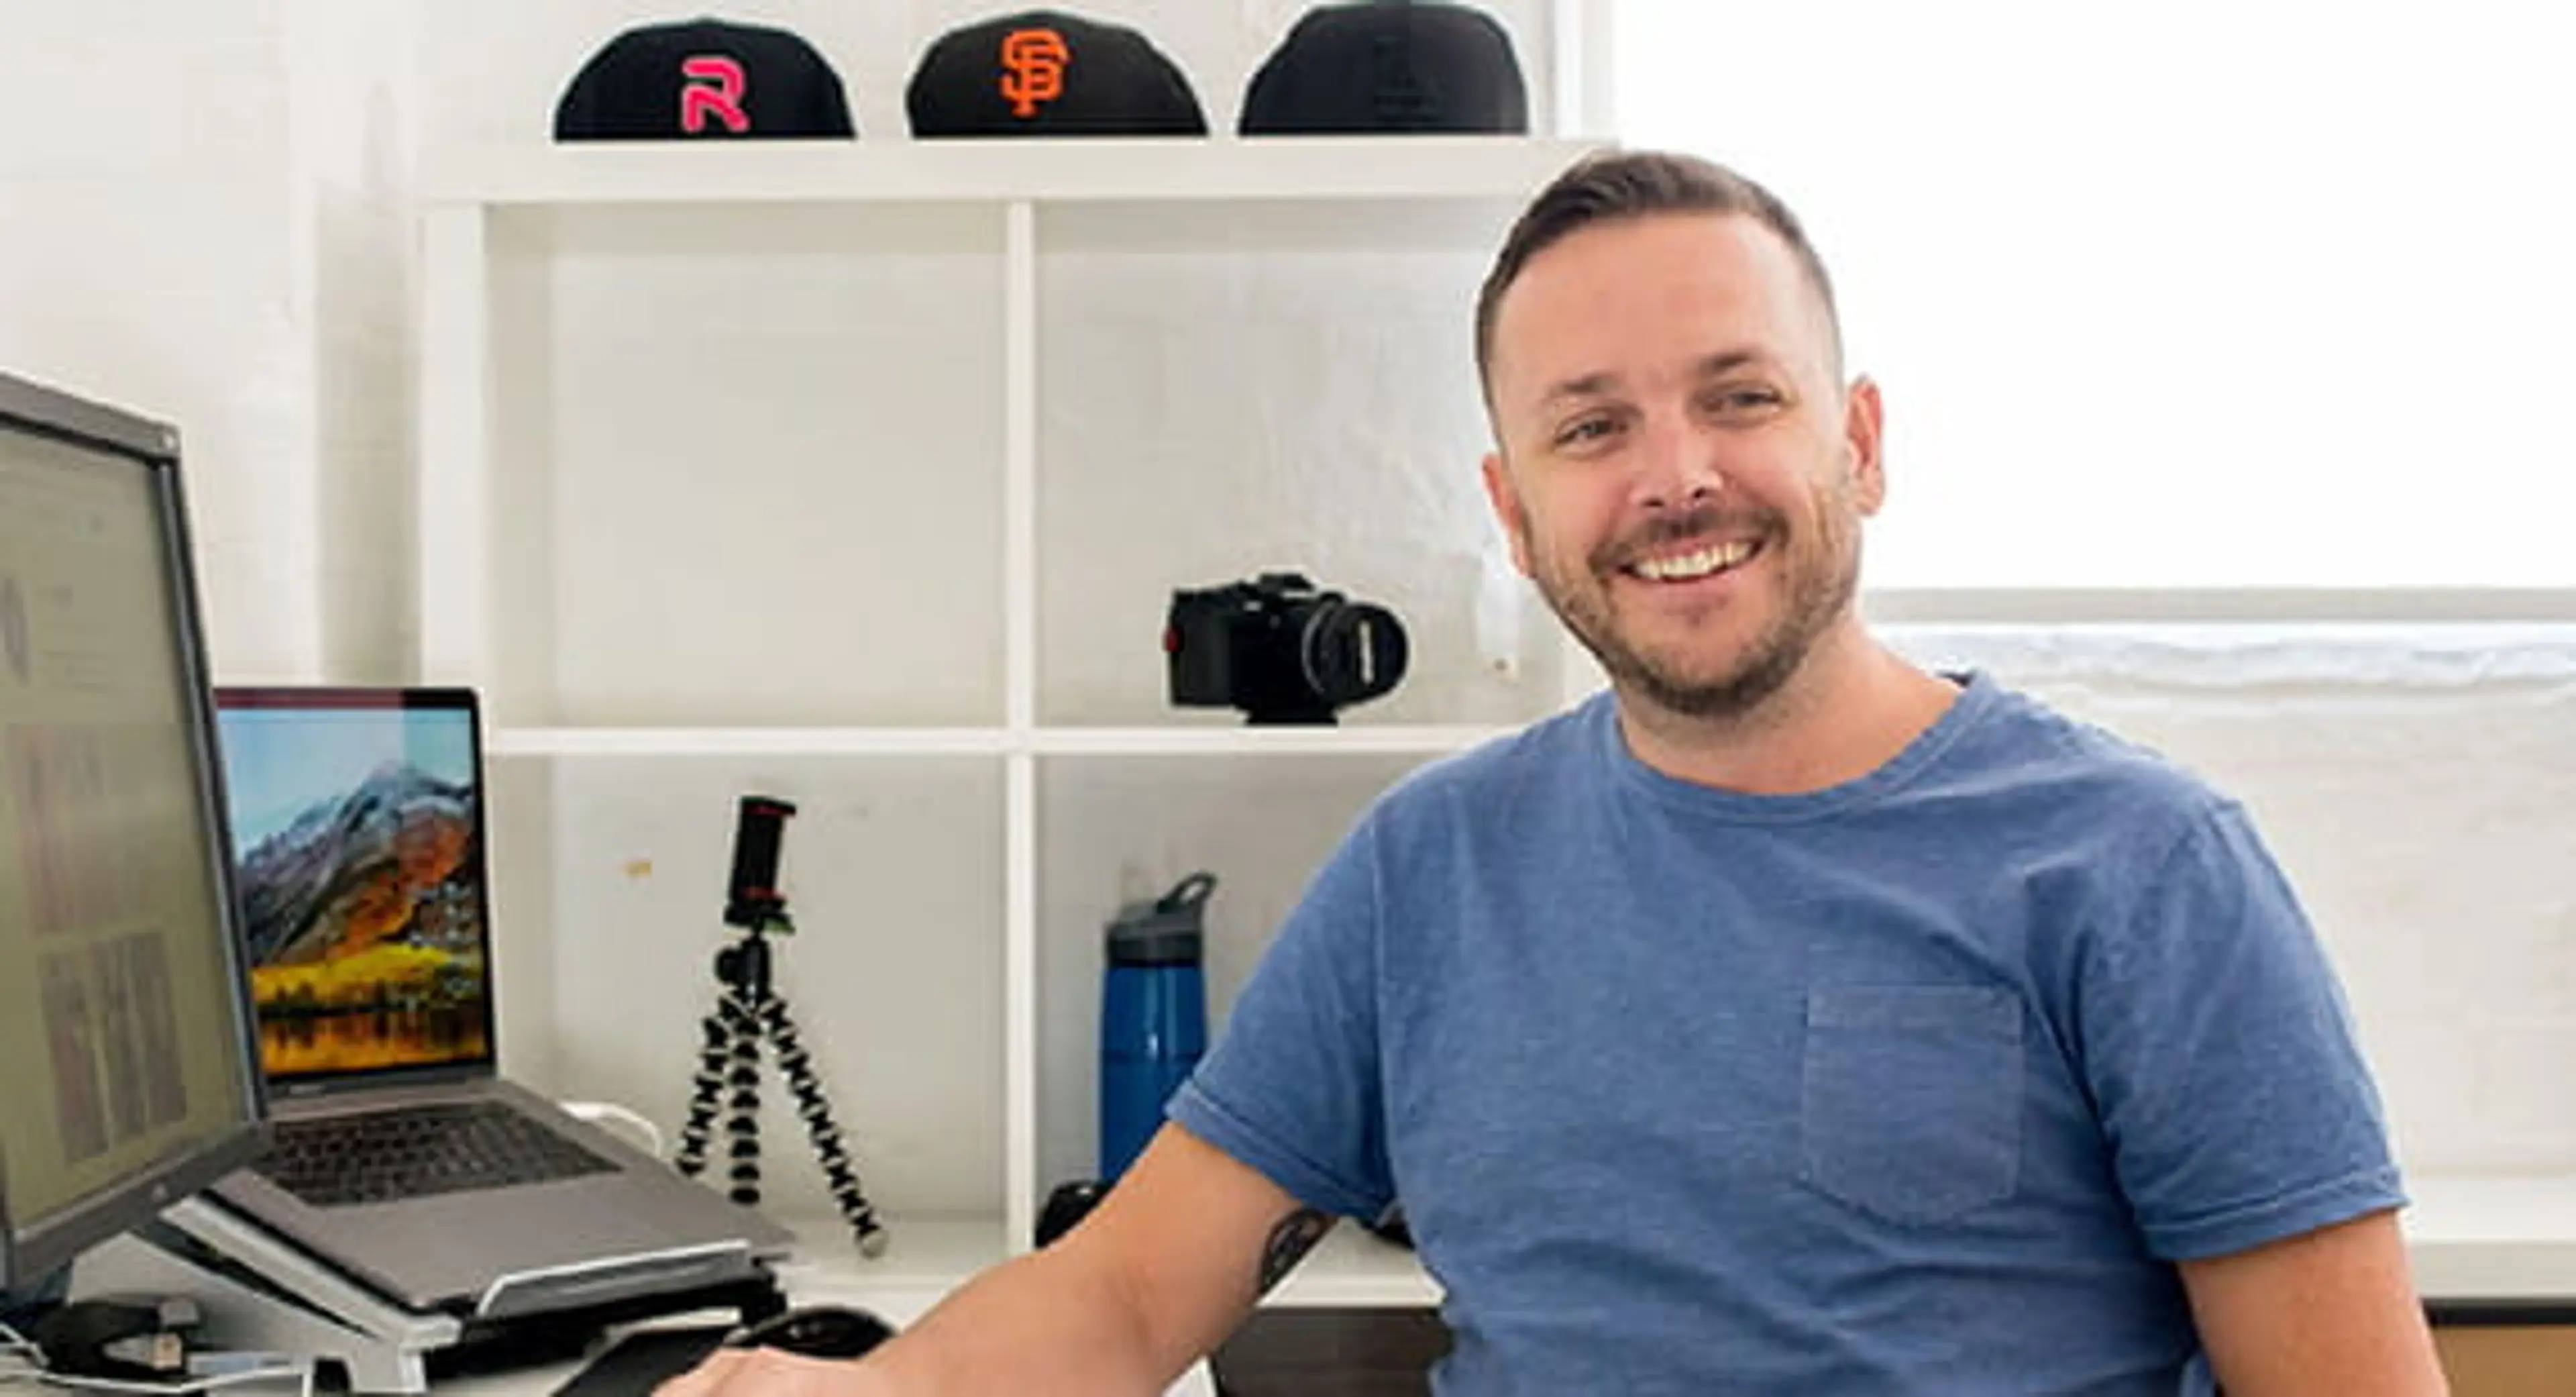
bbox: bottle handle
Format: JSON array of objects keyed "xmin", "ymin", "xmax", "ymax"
[{"xmin": 1158, "ymin": 871, "xmax": 1218, "ymax": 913}]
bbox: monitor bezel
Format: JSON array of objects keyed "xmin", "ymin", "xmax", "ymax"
[{"xmin": 0, "ymin": 370, "xmax": 272, "ymax": 1293}]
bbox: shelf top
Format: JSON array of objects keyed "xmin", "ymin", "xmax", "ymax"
[
  {"xmin": 763, "ymin": 1210, "xmax": 1440, "ymax": 1312},
  {"xmin": 484, "ymin": 723, "xmax": 1526, "ymax": 759},
  {"xmin": 666, "ymin": 1179, "xmax": 2576, "ymax": 1312},
  {"xmin": 421, "ymin": 137, "xmax": 1602, "ymax": 207}
]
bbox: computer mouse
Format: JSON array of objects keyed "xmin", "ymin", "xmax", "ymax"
[{"xmin": 729, "ymin": 1304, "xmax": 896, "ymax": 1361}]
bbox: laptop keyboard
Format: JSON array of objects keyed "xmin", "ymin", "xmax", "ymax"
[{"xmin": 256, "ymin": 1100, "xmax": 621, "ymax": 1208}]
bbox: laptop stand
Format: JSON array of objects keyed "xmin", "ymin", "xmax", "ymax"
[{"xmin": 69, "ymin": 1196, "xmax": 784, "ymax": 1394}]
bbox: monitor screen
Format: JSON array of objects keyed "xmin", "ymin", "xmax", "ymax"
[{"xmin": 0, "ymin": 371, "xmax": 268, "ymax": 1294}]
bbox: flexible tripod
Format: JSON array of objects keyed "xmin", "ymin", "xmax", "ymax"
[{"xmin": 674, "ymin": 796, "xmax": 889, "ymax": 1257}]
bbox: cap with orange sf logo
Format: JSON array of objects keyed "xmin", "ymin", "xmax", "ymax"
[{"xmin": 908, "ymin": 9, "xmax": 1206, "ymax": 137}]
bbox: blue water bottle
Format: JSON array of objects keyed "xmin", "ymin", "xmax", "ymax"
[{"xmin": 1099, "ymin": 872, "xmax": 1214, "ymax": 1181}]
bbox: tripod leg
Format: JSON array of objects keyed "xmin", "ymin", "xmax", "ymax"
[
  {"xmin": 722, "ymin": 986, "xmax": 765, "ymax": 1207},
  {"xmin": 674, "ymin": 1009, "xmax": 735, "ymax": 1178},
  {"xmin": 759, "ymin": 994, "xmax": 889, "ymax": 1256}
]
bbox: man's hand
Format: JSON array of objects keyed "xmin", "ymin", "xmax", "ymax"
[
  {"xmin": 655, "ymin": 1344, "xmax": 890, "ymax": 1397},
  {"xmin": 646, "ymin": 1123, "xmax": 1317, "ymax": 1396}
]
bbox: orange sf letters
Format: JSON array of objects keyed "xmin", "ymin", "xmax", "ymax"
[{"xmin": 999, "ymin": 28, "xmax": 1069, "ymax": 117}]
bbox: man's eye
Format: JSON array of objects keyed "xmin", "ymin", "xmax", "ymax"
[
  {"xmin": 1554, "ymin": 416, "xmax": 1619, "ymax": 448},
  {"xmin": 1706, "ymin": 386, "xmax": 1783, "ymax": 415}
]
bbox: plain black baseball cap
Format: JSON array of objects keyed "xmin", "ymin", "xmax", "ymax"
[
  {"xmin": 1239, "ymin": 1, "xmax": 1529, "ymax": 135},
  {"xmin": 554, "ymin": 17, "xmax": 856, "ymax": 140},
  {"xmin": 908, "ymin": 9, "xmax": 1208, "ymax": 137}
]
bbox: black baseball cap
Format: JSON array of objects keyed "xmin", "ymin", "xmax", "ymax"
[
  {"xmin": 554, "ymin": 17, "xmax": 856, "ymax": 140},
  {"xmin": 908, "ymin": 9, "xmax": 1207, "ymax": 138},
  {"xmin": 1240, "ymin": 1, "xmax": 1529, "ymax": 136}
]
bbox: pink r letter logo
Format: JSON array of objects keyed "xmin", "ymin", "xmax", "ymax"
[{"xmin": 680, "ymin": 56, "xmax": 749, "ymax": 134}]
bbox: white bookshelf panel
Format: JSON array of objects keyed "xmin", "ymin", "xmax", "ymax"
[
  {"xmin": 486, "ymin": 725, "xmax": 1016, "ymax": 758},
  {"xmin": 480, "ymin": 201, "xmax": 1010, "ymax": 729},
  {"xmin": 421, "ymin": 139, "xmax": 1596, "ymax": 208},
  {"xmin": 1032, "ymin": 197, "xmax": 1568, "ymax": 730},
  {"xmin": 417, "ymin": 125, "xmax": 1603, "ymax": 1311},
  {"xmin": 1032, "ymin": 752, "xmax": 1434, "ymax": 1206},
  {"xmin": 493, "ymin": 752, "xmax": 1008, "ymax": 1227},
  {"xmin": 1032, "ymin": 725, "xmax": 1515, "ymax": 758}
]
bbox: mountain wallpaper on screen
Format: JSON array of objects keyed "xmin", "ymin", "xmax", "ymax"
[{"xmin": 231, "ymin": 760, "xmax": 486, "ymax": 1027}]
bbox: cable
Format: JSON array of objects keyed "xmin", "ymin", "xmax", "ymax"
[
  {"xmin": 34, "ymin": 1359, "xmax": 310, "ymax": 1396},
  {"xmin": 558, "ymin": 1100, "xmax": 665, "ymax": 1157},
  {"xmin": 1, "ymin": 1318, "xmax": 44, "ymax": 1384}
]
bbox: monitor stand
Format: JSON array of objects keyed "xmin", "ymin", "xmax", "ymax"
[{"xmin": 67, "ymin": 1198, "xmax": 783, "ymax": 1394}]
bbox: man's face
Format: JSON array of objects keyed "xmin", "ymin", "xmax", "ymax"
[{"xmin": 1481, "ymin": 212, "xmax": 1884, "ymax": 721}]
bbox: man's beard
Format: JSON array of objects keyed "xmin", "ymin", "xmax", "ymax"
[{"xmin": 1526, "ymin": 503, "xmax": 1861, "ymax": 723}]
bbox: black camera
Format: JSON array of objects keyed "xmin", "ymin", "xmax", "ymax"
[{"xmin": 1166, "ymin": 572, "xmax": 1409, "ymax": 725}]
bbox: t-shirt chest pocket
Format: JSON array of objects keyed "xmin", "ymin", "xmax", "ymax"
[{"xmin": 1800, "ymin": 984, "xmax": 2024, "ymax": 1225}]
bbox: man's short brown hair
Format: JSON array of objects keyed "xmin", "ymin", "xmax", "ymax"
[{"xmin": 1474, "ymin": 149, "xmax": 1843, "ymax": 401}]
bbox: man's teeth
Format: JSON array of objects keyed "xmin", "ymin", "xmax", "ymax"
[{"xmin": 1633, "ymin": 539, "xmax": 1756, "ymax": 581}]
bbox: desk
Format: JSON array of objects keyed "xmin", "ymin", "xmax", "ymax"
[
  {"xmin": 22, "ymin": 1175, "xmax": 2573, "ymax": 1396},
  {"xmin": 11, "ymin": 1218, "xmax": 1214, "ymax": 1397},
  {"xmin": 2410, "ymin": 1173, "xmax": 2576, "ymax": 1307},
  {"xmin": 426, "ymin": 1274, "xmax": 1216, "ymax": 1397}
]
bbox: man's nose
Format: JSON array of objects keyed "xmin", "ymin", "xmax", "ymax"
[{"xmin": 1631, "ymin": 416, "xmax": 1726, "ymax": 511}]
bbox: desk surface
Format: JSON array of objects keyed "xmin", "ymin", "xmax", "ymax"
[
  {"xmin": 756, "ymin": 1172, "xmax": 2576, "ymax": 1309},
  {"xmin": 2405, "ymin": 1173, "xmax": 2576, "ymax": 1302},
  {"xmin": 14, "ymin": 1172, "xmax": 2573, "ymax": 1397}
]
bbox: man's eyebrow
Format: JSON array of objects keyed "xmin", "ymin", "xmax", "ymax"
[
  {"xmin": 1692, "ymin": 349, "xmax": 1774, "ymax": 378},
  {"xmin": 1538, "ymin": 370, "xmax": 1620, "ymax": 411},
  {"xmin": 1536, "ymin": 350, "xmax": 1780, "ymax": 411}
]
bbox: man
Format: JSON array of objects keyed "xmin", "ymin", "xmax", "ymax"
[{"xmin": 662, "ymin": 150, "xmax": 2447, "ymax": 1394}]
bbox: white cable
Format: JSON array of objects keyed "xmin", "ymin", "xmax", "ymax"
[
  {"xmin": 0, "ymin": 1318, "xmax": 42, "ymax": 1382},
  {"xmin": 35, "ymin": 1360, "xmax": 309, "ymax": 1396},
  {"xmin": 559, "ymin": 1100, "xmax": 665, "ymax": 1157}
]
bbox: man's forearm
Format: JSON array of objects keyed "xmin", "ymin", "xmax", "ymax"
[{"xmin": 861, "ymin": 1239, "xmax": 1196, "ymax": 1396}]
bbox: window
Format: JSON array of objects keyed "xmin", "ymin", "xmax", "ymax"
[{"xmin": 1613, "ymin": 2, "xmax": 2576, "ymax": 611}]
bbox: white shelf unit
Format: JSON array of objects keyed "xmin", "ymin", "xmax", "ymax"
[{"xmin": 417, "ymin": 138, "xmax": 1592, "ymax": 1308}]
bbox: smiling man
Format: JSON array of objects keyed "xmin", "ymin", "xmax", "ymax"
[
  {"xmin": 659, "ymin": 150, "xmax": 2447, "ymax": 1397},
  {"xmin": 1475, "ymin": 195, "xmax": 1931, "ymax": 794}
]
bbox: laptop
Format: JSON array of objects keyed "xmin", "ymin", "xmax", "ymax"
[{"xmin": 202, "ymin": 686, "xmax": 794, "ymax": 1317}]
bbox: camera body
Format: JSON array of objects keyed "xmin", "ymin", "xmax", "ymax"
[{"xmin": 1165, "ymin": 571, "xmax": 1409, "ymax": 725}]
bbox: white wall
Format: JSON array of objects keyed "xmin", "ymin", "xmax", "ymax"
[
  {"xmin": 10, "ymin": 0, "xmax": 2573, "ymax": 1200},
  {"xmin": 286, "ymin": 0, "xmax": 420, "ymax": 682},
  {"xmin": 0, "ymin": 0, "xmax": 417, "ymax": 682},
  {"xmin": 1, "ymin": 0, "xmax": 315, "ymax": 678}
]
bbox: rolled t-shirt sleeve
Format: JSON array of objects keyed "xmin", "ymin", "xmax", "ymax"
[
  {"xmin": 1167, "ymin": 815, "xmax": 1394, "ymax": 1223},
  {"xmin": 2084, "ymin": 799, "xmax": 2405, "ymax": 1261}
]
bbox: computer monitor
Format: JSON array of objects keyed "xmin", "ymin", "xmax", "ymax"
[{"xmin": 0, "ymin": 370, "xmax": 268, "ymax": 1298}]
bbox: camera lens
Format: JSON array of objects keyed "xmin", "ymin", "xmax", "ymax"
[{"xmin": 1301, "ymin": 601, "xmax": 1408, "ymax": 706}]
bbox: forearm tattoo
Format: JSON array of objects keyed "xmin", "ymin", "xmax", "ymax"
[{"xmin": 1258, "ymin": 1208, "xmax": 1332, "ymax": 1295}]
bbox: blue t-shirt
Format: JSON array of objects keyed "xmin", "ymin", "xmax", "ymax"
[{"xmin": 1169, "ymin": 674, "xmax": 2402, "ymax": 1396}]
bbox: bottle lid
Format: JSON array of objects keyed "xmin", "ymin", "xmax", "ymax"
[{"xmin": 1106, "ymin": 871, "xmax": 1216, "ymax": 966}]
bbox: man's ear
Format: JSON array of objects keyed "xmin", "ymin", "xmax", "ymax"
[
  {"xmin": 1843, "ymin": 376, "xmax": 1887, "ymax": 515},
  {"xmin": 1481, "ymin": 450, "xmax": 1534, "ymax": 576}
]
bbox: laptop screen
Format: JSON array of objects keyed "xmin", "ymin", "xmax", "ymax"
[{"xmin": 211, "ymin": 688, "xmax": 496, "ymax": 1085}]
